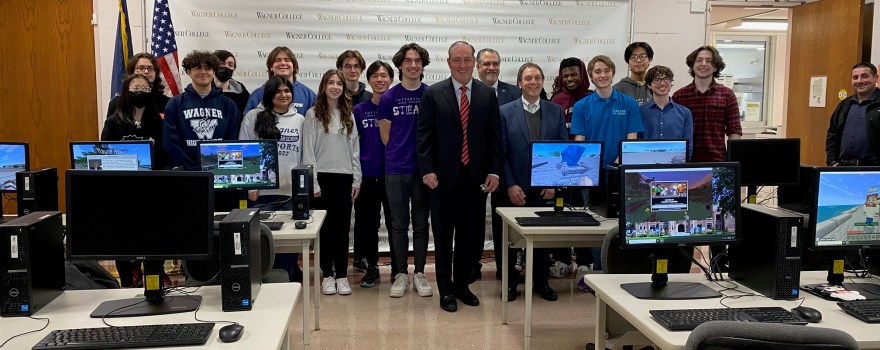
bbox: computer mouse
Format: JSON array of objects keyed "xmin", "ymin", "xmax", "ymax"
[
  {"xmin": 294, "ymin": 221, "xmax": 307, "ymax": 229},
  {"xmin": 218, "ymin": 324, "xmax": 244, "ymax": 343},
  {"xmin": 791, "ymin": 306, "xmax": 822, "ymax": 323}
]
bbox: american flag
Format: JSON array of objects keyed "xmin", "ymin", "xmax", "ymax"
[{"xmin": 151, "ymin": 0, "xmax": 183, "ymax": 96}]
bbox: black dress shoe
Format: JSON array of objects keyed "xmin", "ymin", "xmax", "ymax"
[
  {"xmin": 533, "ymin": 285, "xmax": 558, "ymax": 301},
  {"xmin": 503, "ymin": 287, "xmax": 518, "ymax": 301},
  {"xmin": 440, "ymin": 295, "xmax": 457, "ymax": 312},
  {"xmin": 454, "ymin": 288, "xmax": 480, "ymax": 306}
]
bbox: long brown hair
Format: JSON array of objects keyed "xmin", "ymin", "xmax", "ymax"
[{"xmin": 314, "ymin": 69, "xmax": 354, "ymax": 135}]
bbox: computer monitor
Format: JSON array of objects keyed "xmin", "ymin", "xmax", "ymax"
[
  {"xmin": 529, "ymin": 140, "xmax": 602, "ymax": 187},
  {"xmin": 727, "ymin": 138, "xmax": 800, "ymax": 188},
  {"xmin": 618, "ymin": 162, "xmax": 741, "ymax": 299},
  {"xmin": 619, "ymin": 139, "xmax": 688, "ymax": 165},
  {"xmin": 198, "ymin": 140, "xmax": 279, "ymax": 191},
  {"xmin": 69, "ymin": 141, "xmax": 153, "ymax": 170},
  {"xmin": 0, "ymin": 142, "xmax": 29, "ymax": 193},
  {"xmin": 66, "ymin": 170, "xmax": 214, "ymax": 317}
]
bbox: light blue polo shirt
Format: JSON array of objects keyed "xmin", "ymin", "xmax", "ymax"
[{"xmin": 570, "ymin": 89, "xmax": 644, "ymax": 167}]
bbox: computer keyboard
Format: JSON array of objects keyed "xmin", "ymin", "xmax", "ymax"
[
  {"xmin": 32, "ymin": 322, "xmax": 214, "ymax": 349},
  {"xmin": 514, "ymin": 216, "xmax": 600, "ymax": 227},
  {"xmin": 214, "ymin": 213, "xmax": 271, "ymax": 221},
  {"xmin": 534, "ymin": 210, "xmax": 593, "ymax": 218},
  {"xmin": 263, "ymin": 221, "xmax": 284, "ymax": 230},
  {"xmin": 649, "ymin": 307, "xmax": 807, "ymax": 331},
  {"xmin": 838, "ymin": 300, "xmax": 880, "ymax": 323}
]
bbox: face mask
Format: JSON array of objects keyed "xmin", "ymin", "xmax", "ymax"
[
  {"xmin": 129, "ymin": 91, "xmax": 149, "ymax": 108},
  {"xmin": 216, "ymin": 67, "xmax": 233, "ymax": 82}
]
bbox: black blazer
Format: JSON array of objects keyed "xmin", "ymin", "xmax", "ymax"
[
  {"xmin": 417, "ymin": 78, "xmax": 503, "ymax": 191},
  {"xmin": 499, "ymin": 99, "xmax": 568, "ymax": 191},
  {"xmin": 496, "ymin": 80, "xmax": 522, "ymax": 106}
]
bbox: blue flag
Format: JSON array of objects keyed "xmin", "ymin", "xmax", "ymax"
[{"xmin": 110, "ymin": 0, "xmax": 133, "ymax": 98}]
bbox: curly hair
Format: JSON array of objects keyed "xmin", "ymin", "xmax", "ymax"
[
  {"xmin": 314, "ymin": 69, "xmax": 354, "ymax": 136},
  {"xmin": 686, "ymin": 46, "xmax": 725, "ymax": 78},
  {"xmin": 182, "ymin": 50, "xmax": 221, "ymax": 72}
]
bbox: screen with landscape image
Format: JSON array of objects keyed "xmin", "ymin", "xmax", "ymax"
[
  {"xmin": 198, "ymin": 141, "xmax": 279, "ymax": 190},
  {"xmin": 813, "ymin": 170, "xmax": 880, "ymax": 248},
  {"xmin": 70, "ymin": 142, "xmax": 153, "ymax": 171},
  {"xmin": 620, "ymin": 140, "xmax": 687, "ymax": 165},
  {"xmin": 0, "ymin": 143, "xmax": 28, "ymax": 192},
  {"xmin": 621, "ymin": 165, "xmax": 738, "ymax": 247},
  {"xmin": 529, "ymin": 141, "xmax": 602, "ymax": 188}
]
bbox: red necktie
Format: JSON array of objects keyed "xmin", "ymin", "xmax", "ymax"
[{"xmin": 459, "ymin": 85, "xmax": 470, "ymax": 165}]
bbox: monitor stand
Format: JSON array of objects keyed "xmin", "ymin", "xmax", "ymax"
[
  {"xmin": 535, "ymin": 190, "xmax": 593, "ymax": 217},
  {"xmin": 90, "ymin": 260, "xmax": 201, "ymax": 318},
  {"xmin": 620, "ymin": 251, "xmax": 721, "ymax": 300}
]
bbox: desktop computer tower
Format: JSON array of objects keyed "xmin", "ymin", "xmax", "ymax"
[
  {"xmin": 777, "ymin": 165, "xmax": 816, "ymax": 214},
  {"xmin": 590, "ymin": 167, "xmax": 619, "ymax": 218},
  {"xmin": 291, "ymin": 165, "xmax": 313, "ymax": 220},
  {"xmin": 16, "ymin": 168, "xmax": 58, "ymax": 217},
  {"xmin": 219, "ymin": 208, "xmax": 262, "ymax": 311},
  {"xmin": 728, "ymin": 204, "xmax": 802, "ymax": 300},
  {"xmin": 0, "ymin": 211, "xmax": 65, "ymax": 316}
]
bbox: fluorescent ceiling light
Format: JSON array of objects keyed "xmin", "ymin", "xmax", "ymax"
[{"xmin": 726, "ymin": 19, "xmax": 788, "ymax": 31}]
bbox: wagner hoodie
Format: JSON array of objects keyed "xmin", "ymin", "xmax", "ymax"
[{"xmin": 163, "ymin": 84, "xmax": 241, "ymax": 170}]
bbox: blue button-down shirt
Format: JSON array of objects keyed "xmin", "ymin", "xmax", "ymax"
[
  {"xmin": 640, "ymin": 99, "xmax": 694, "ymax": 159},
  {"xmin": 570, "ymin": 89, "xmax": 644, "ymax": 167}
]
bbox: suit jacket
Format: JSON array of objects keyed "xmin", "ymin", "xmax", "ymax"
[
  {"xmin": 496, "ymin": 81, "xmax": 522, "ymax": 106},
  {"xmin": 499, "ymin": 99, "xmax": 568, "ymax": 191},
  {"xmin": 417, "ymin": 78, "xmax": 503, "ymax": 191}
]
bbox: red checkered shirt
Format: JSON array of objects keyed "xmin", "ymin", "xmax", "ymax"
[{"xmin": 672, "ymin": 80, "xmax": 743, "ymax": 162}]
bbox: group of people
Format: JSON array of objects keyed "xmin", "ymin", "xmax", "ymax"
[{"xmin": 109, "ymin": 38, "xmax": 880, "ymax": 313}]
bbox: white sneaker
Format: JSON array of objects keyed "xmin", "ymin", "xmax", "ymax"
[
  {"xmin": 390, "ymin": 273, "xmax": 408, "ymax": 298},
  {"xmin": 413, "ymin": 272, "xmax": 433, "ymax": 297},
  {"xmin": 322, "ymin": 277, "xmax": 337, "ymax": 295},
  {"xmin": 336, "ymin": 278, "xmax": 352, "ymax": 295}
]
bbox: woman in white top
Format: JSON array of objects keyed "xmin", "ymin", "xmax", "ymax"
[
  {"xmin": 239, "ymin": 75, "xmax": 305, "ymax": 282},
  {"xmin": 302, "ymin": 69, "xmax": 362, "ymax": 296}
]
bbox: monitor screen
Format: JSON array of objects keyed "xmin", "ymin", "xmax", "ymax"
[
  {"xmin": 620, "ymin": 162, "xmax": 740, "ymax": 248},
  {"xmin": 69, "ymin": 141, "xmax": 153, "ymax": 170},
  {"xmin": 0, "ymin": 142, "xmax": 29, "ymax": 192},
  {"xmin": 65, "ymin": 170, "xmax": 214, "ymax": 260},
  {"xmin": 727, "ymin": 138, "xmax": 800, "ymax": 186},
  {"xmin": 810, "ymin": 167, "xmax": 880, "ymax": 250},
  {"xmin": 620, "ymin": 139, "xmax": 688, "ymax": 165},
  {"xmin": 529, "ymin": 141, "xmax": 602, "ymax": 188},
  {"xmin": 198, "ymin": 140, "xmax": 280, "ymax": 191}
]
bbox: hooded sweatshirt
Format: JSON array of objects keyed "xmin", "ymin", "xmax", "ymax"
[
  {"xmin": 348, "ymin": 81, "xmax": 373, "ymax": 107},
  {"xmin": 613, "ymin": 76, "xmax": 651, "ymax": 106},
  {"xmin": 221, "ymin": 79, "xmax": 251, "ymax": 118},
  {"xmin": 239, "ymin": 107, "xmax": 305, "ymax": 197},
  {"xmin": 550, "ymin": 59, "xmax": 592, "ymax": 140},
  {"xmin": 163, "ymin": 84, "xmax": 241, "ymax": 170}
]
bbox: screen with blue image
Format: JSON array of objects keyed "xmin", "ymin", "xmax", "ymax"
[
  {"xmin": 0, "ymin": 143, "xmax": 28, "ymax": 192},
  {"xmin": 529, "ymin": 141, "xmax": 602, "ymax": 188},
  {"xmin": 813, "ymin": 169, "xmax": 880, "ymax": 249},
  {"xmin": 198, "ymin": 140, "xmax": 279, "ymax": 190},
  {"xmin": 620, "ymin": 139, "xmax": 687, "ymax": 165},
  {"xmin": 70, "ymin": 141, "xmax": 153, "ymax": 170}
]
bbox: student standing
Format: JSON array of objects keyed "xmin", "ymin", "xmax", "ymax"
[{"xmin": 302, "ymin": 70, "xmax": 362, "ymax": 296}]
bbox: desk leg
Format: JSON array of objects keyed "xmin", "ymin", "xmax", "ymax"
[
  {"xmin": 302, "ymin": 243, "xmax": 310, "ymax": 347},
  {"xmin": 502, "ymin": 222, "xmax": 509, "ymax": 325},
  {"xmin": 595, "ymin": 293, "xmax": 607, "ymax": 350},
  {"xmin": 282, "ymin": 328, "xmax": 291, "ymax": 350},
  {"xmin": 524, "ymin": 239, "xmax": 533, "ymax": 350},
  {"xmin": 314, "ymin": 235, "xmax": 321, "ymax": 331}
]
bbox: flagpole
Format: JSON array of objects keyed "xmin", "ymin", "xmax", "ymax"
[{"xmin": 140, "ymin": 0, "xmax": 148, "ymax": 52}]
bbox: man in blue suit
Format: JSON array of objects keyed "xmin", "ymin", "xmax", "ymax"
[
  {"xmin": 476, "ymin": 48, "xmax": 522, "ymax": 282},
  {"xmin": 499, "ymin": 63, "xmax": 566, "ymax": 302}
]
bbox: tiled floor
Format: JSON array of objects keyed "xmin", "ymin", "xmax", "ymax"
[{"xmin": 287, "ymin": 259, "xmax": 598, "ymax": 350}]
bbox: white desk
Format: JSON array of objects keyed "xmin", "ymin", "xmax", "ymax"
[
  {"xmin": 586, "ymin": 271, "xmax": 880, "ymax": 350},
  {"xmin": 1, "ymin": 283, "xmax": 300, "ymax": 350},
  {"xmin": 495, "ymin": 207, "xmax": 618, "ymax": 350},
  {"xmin": 265, "ymin": 209, "xmax": 326, "ymax": 348}
]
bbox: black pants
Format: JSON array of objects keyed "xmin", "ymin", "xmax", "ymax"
[
  {"xmin": 430, "ymin": 165, "xmax": 486, "ymax": 296},
  {"xmin": 353, "ymin": 176, "xmax": 394, "ymax": 269},
  {"xmin": 314, "ymin": 173, "xmax": 354, "ymax": 279}
]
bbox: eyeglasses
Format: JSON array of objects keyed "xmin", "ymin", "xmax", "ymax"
[
  {"xmin": 629, "ymin": 54, "xmax": 649, "ymax": 62},
  {"xmin": 129, "ymin": 86, "xmax": 152, "ymax": 93},
  {"xmin": 342, "ymin": 64, "xmax": 361, "ymax": 71},
  {"xmin": 651, "ymin": 77, "xmax": 673, "ymax": 84},
  {"xmin": 134, "ymin": 65, "xmax": 155, "ymax": 73}
]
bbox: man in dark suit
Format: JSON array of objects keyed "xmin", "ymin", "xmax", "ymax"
[
  {"xmin": 499, "ymin": 63, "xmax": 566, "ymax": 302},
  {"xmin": 418, "ymin": 41, "xmax": 504, "ymax": 312},
  {"xmin": 475, "ymin": 48, "xmax": 522, "ymax": 281}
]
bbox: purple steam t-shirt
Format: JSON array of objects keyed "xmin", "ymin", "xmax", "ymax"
[
  {"xmin": 378, "ymin": 83, "xmax": 426, "ymax": 175},
  {"xmin": 354, "ymin": 100, "xmax": 384, "ymax": 177}
]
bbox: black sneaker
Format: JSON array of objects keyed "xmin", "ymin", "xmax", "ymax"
[
  {"xmin": 360, "ymin": 267, "xmax": 380, "ymax": 288},
  {"xmin": 353, "ymin": 257, "xmax": 369, "ymax": 272}
]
